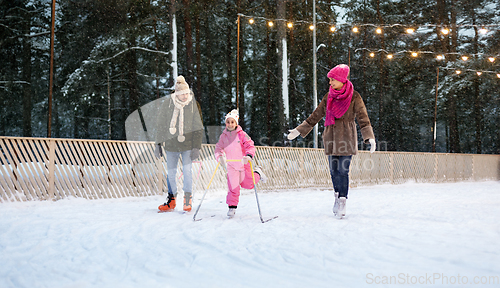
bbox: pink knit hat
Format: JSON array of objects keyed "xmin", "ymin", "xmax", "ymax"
[{"xmin": 327, "ymin": 64, "xmax": 350, "ymax": 83}]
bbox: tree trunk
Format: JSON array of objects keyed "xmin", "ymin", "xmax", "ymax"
[
  {"xmin": 287, "ymin": 1, "xmax": 295, "ymax": 128},
  {"xmin": 435, "ymin": 0, "xmax": 448, "ymax": 52},
  {"xmin": 53, "ymin": 95, "xmax": 60, "ymax": 138},
  {"xmin": 447, "ymin": 0, "xmax": 460, "ymax": 153},
  {"xmin": 204, "ymin": 14, "xmax": 216, "ymax": 125},
  {"xmin": 22, "ymin": 10, "xmax": 32, "ymax": 137},
  {"xmin": 169, "ymin": 0, "xmax": 177, "ymax": 83},
  {"xmin": 360, "ymin": 0, "xmax": 367, "ymax": 102},
  {"xmin": 471, "ymin": 7, "xmax": 482, "ymax": 154},
  {"xmin": 127, "ymin": 37, "xmax": 139, "ymax": 113},
  {"xmin": 277, "ymin": 0, "xmax": 286, "ymax": 137},
  {"xmin": 108, "ymin": 67, "xmax": 114, "ymax": 140},
  {"xmin": 153, "ymin": 19, "xmax": 160, "ymax": 99},
  {"xmin": 195, "ymin": 10, "xmax": 201, "ymax": 102},
  {"xmin": 266, "ymin": 28, "xmax": 272, "ymax": 140},
  {"xmin": 181, "ymin": 0, "xmax": 193, "ymax": 79},
  {"xmin": 434, "ymin": 0, "xmax": 460, "ymax": 152},
  {"xmin": 225, "ymin": 2, "xmax": 233, "ymax": 112},
  {"xmin": 376, "ymin": 0, "xmax": 387, "ymax": 143},
  {"xmin": 473, "ymin": 77, "xmax": 481, "ymax": 154},
  {"xmin": 236, "ymin": 0, "xmax": 245, "ymax": 129},
  {"xmin": 119, "ymin": 89, "xmax": 127, "ymax": 140},
  {"xmin": 73, "ymin": 110, "xmax": 78, "ymax": 139}
]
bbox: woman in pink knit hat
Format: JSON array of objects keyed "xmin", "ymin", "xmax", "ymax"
[{"xmin": 287, "ymin": 64, "xmax": 376, "ymax": 219}]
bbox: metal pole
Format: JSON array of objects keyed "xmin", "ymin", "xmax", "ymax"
[
  {"xmin": 249, "ymin": 160, "xmax": 278, "ymax": 223},
  {"xmin": 193, "ymin": 162, "xmax": 220, "ymax": 221},
  {"xmin": 236, "ymin": 14, "xmax": 240, "ymax": 110},
  {"xmin": 312, "ymin": 0, "xmax": 318, "ymax": 148},
  {"xmin": 433, "ymin": 67, "xmax": 439, "ymax": 152},
  {"xmin": 48, "ymin": 0, "xmax": 56, "ymax": 138}
]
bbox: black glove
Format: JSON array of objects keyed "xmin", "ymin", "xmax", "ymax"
[
  {"xmin": 154, "ymin": 144, "xmax": 163, "ymax": 158},
  {"xmin": 191, "ymin": 148, "xmax": 200, "ymax": 161}
]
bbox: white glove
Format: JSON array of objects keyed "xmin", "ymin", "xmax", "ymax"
[
  {"xmin": 369, "ymin": 139, "xmax": 376, "ymax": 153},
  {"xmin": 287, "ymin": 128, "xmax": 300, "ymax": 140},
  {"xmin": 219, "ymin": 153, "xmax": 227, "ymax": 168},
  {"xmin": 242, "ymin": 155, "xmax": 251, "ymax": 165}
]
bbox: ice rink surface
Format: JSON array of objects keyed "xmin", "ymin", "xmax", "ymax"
[{"xmin": 1, "ymin": 181, "xmax": 499, "ymax": 288}]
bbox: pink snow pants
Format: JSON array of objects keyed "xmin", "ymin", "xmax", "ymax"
[{"xmin": 226, "ymin": 164, "xmax": 260, "ymax": 207}]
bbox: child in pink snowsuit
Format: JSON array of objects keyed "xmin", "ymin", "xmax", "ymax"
[{"xmin": 214, "ymin": 109, "xmax": 265, "ymax": 217}]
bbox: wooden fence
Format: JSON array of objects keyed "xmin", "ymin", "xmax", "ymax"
[{"xmin": 0, "ymin": 136, "xmax": 499, "ymax": 202}]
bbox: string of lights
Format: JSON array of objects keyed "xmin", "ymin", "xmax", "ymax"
[
  {"xmin": 238, "ymin": 13, "xmax": 500, "ymax": 34},
  {"xmin": 355, "ymin": 49, "xmax": 499, "ymax": 78},
  {"xmin": 439, "ymin": 67, "xmax": 500, "ymax": 78},
  {"xmin": 354, "ymin": 48, "xmax": 499, "ymax": 62},
  {"xmin": 238, "ymin": 13, "xmax": 499, "ymax": 79}
]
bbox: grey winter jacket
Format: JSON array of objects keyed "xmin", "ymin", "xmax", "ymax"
[{"xmin": 155, "ymin": 96, "xmax": 204, "ymax": 152}]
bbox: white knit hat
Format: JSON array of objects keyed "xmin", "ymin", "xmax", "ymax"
[
  {"xmin": 174, "ymin": 75, "xmax": 190, "ymax": 95},
  {"xmin": 225, "ymin": 109, "xmax": 239, "ymax": 124}
]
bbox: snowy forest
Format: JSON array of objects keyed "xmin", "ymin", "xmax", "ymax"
[{"xmin": 1, "ymin": 0, "xmax": 499, "ymax": 154}]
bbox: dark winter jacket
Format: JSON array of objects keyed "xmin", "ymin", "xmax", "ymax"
[
  {"xmin": 155, "ymin": 95, "xmax": 204, "ymax": 152},
  {"xmin": 296, "ymin": 91, "xmax": 374, "ymax": 156}
]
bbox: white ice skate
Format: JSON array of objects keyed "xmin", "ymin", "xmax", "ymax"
[
  {"xmin": 337, "ymin": 197, "xmax": 346, "ymax": 219},
  {"xmin": 332, "ymin": 192, "xmax": 339, "ymax": 215},
  {"xmin": 253, "ymin": 166, "xmax": 268, "ymax": 183},
  {"xmin": 227, "ymin": 208, "xmax": 236, "ymax": 218}
]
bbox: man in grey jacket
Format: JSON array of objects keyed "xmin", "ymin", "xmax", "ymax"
[{"xmin": 155, "ymin": 76, "xmax": 203, "ymax": 212}]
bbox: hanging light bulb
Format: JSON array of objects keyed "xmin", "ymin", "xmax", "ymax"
[
  {"xmin": 488, "ymin": 57, "xmax": 495, "ymax": 63},
  {"xmin": 455, "ymin": 70, "xmax": 461, "ymax": 74},
  {"xmin": 406, "ymin": 28, "xmax": 415, "ymax": 34},
  {"xmin": 376, "ymin": 28, "xmax": 382, "ymax": 34},
  {"xmin": 249, "ymin": 18, "xmax": 254, "ymax": 24},
  {"xmin": 369, "ymin": 52, "xmax": 375, "ymax": 58},
  {"xmin": 461, "ymin": 55, "xmax": 468, "ymax": 61},
  {"xmin": 387, "ymin": 54, "xmax": 393, "ymax": 59},
  {"xmin": 352, "ymin": 27, "xmax": 359, "ymax": 33},
  {"xmin": 330, "ymin": 26, "xmax": 336, "ymax": 32},
  {"xmin": 497, "ymin": 74, "xmax": 500, "ymax": 78},
  {"xmin": 476, "ymin": 71, "xmax": 482, "ymax": 76},
  {"xmin": 479, "ymin": 27, "xmax": 488, "ymax": 34},
  {"xmin": 441, "ymin": 28, "xmax": 450, "ymax": 35},
  {"xmin": 436, "ymin": 55, "xmax": 445, "ymax": 60},
  {"xmin": 309, "ymin": 25, "xmax": 315, "ymax": 30},
  {"xmin": 287, "ymin": 22, "xmax": 293, "ymax": 28},
  {"xmin": 268, "ymin": 21, "xmax": 274, "ymax": 27},
  {"xmin": 411, "ymin": 52, "xmax": 418, "ymax": 57}
]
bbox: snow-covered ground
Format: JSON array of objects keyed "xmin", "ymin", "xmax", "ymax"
[{"xmin": 1, "ymin": 181, "xmax": 500, "ymax": 288}]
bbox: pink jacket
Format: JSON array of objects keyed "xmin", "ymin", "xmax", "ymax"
[{"xmin": 214, "ymin": 125, "xmax": 256, "ymax": 171}]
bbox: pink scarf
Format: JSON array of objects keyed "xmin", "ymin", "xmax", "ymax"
[{"xmin": 325, "ymin": 80, "xmax": 353, "ymax": 126}]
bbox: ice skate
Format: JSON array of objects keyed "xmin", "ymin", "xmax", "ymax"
[
  {"xmin": 337, "ymin": 197, "xmax": 346, "ymax": 219},
  {"xmin": 158, "ymin": 194, "xmax": 176, "ymax": 212},
  {"xmin": 183, "ymin": 192, "xmax": 192, "ymax": 212},
  {"xmin": 253, "ymin": 166, "xmax": 268, "ymax": 183},
  {"xmin": 332, "ymin": 192, "xmax": 339, "ymax": 215},
  {"xmin": 227, "ymin": 207, "xmax": 236, "ymax": 218}
]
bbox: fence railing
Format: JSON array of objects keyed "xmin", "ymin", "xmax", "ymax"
[{"xmin": 1, "ymin": 136, "xmax": 499, "ymax": 202}]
